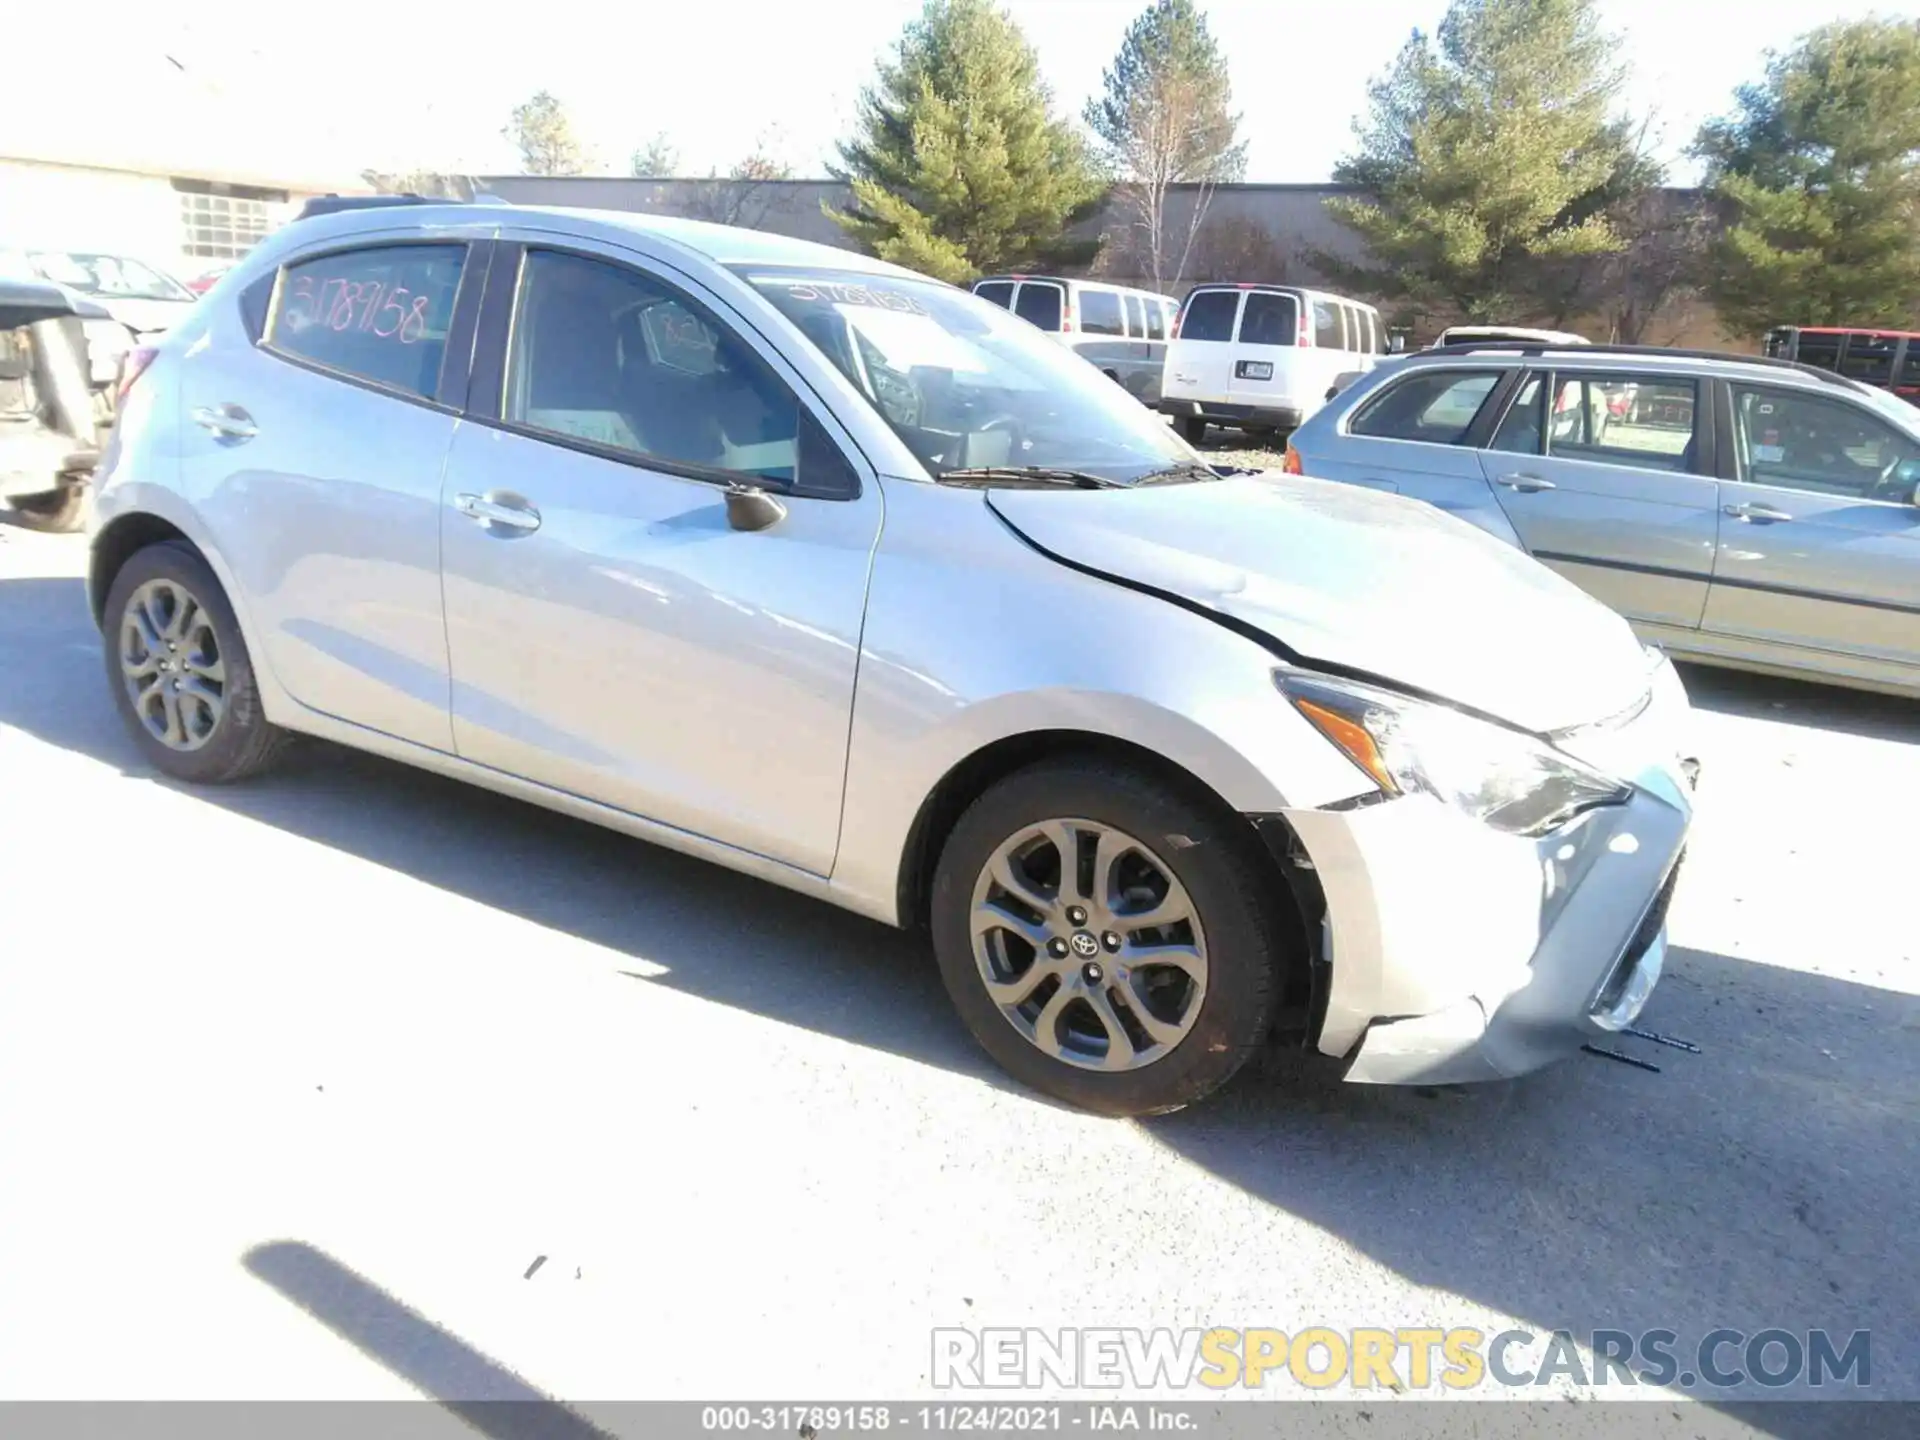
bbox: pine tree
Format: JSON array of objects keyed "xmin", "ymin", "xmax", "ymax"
[
  {"xmin": 1698, "ymin": 19, "xmax": 1920, "ymax": 337},
  {"xmin": 1084, "ymin": 0, "xmax": 1246, "ymax": 291},
  {"xmin": 1319, "ymin": 0, "xmax": 1639, "ymax": 322},
  {"xmin": 829, "ymin": 0, "xmax": 1102, "ymax": 283}
]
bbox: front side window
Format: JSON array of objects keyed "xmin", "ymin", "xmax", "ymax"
[
  {"xmin": 1014, "ymin": 283, "xmax": 1063, "ymax": 331},
  {"xmin": 1546, "ymin": 373, "xmax": 1696, "ymax": 471},
  {"xmin": 1733, "ymin": 384, "xmax": 1920, "ymax": 499},
  {"xmin": 1238, "ymin": 292, "xmax": 1296, "ymax": 347},
  {"xmin": 1179, "ymin": 289, "xmax": 1239, "ymax": 342},
  {"xmin": 507, "ymin": 250, "xmax": 822, "ymax": 490},
  {"xmin": 268, "ymin": 243, "xmax": 466, "ymax": 399},
  {"xmin": 1349, "ymin": 369, "xmax": 1503, "ymax": 443},
  {"xmin": 1079, "ymin": 289, "xmax": 1124, "ymax": 336},
  {"xmin": 742, "ymin": 268, "xmax": 1197, "ymax": 485},
  {"xmin": 1312, "ymin": 300, "xmax": 1341, "ymax": 348},
  {"xmin": 974, "ymin": 281, "xmax": 1013, "ymax": 310}
]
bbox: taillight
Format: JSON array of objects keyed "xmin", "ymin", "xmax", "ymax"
[
  {"xmin": 116, "ymin": 345, "xmax": 159, "ymax": 406},
  {"xmin": 1282, "ymin": 446, "xmax": 1304, "ymax": 475},
  {"xmin": 1298, "ymin": 313, "xmax": 1313, "ymax": 347},
  {"xmin": 1171, "ymin": 308, "xmax": 1184, "ymax": 339}
]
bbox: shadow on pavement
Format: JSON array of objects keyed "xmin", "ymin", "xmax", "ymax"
[
  {"xmin": 1677, "ymin": 660, "xmax": 1920, "ymax": 746},
  {"xmin": 6, "ymin": 571, "xmax": 1918, "ymax": 1426}
]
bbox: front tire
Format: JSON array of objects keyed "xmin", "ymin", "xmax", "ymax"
[
  {"xmin": 6, "ymin": 482, "xmax": 89, "ymax": 533},
  {"xmin": 930, "ymin": 759, "xmax": 1291, "ymax": 1115},
  {"xmin": 102, "ymin": 540, "xmax": 293, "ymax": 783}
]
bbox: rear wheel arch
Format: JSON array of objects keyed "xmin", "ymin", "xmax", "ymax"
[{"xmin": 89, "ymin": 512, "xmax": 194, "ymax": 627}]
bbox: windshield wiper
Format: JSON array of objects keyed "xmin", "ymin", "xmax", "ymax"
[
  {"xmin": 1132, "ymin": 461, "xmax": 1227, "ymax": 485},
  {"xmin": 935, "ymin": 466, "xmax": 1122, "ymax": 490}
]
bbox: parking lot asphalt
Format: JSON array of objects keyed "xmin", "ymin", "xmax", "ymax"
[{"xmin": 0, "ymin": 518, "xmax": 1915, "ymax": 1428}]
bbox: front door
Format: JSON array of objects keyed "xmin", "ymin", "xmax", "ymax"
[
  {"xmin": 1480, "ymin": 369, "xmax": 1720, "ymax": 631},
  {"xmin": 1705, "ymin": 379, "xmax": 1920, "ymax": 681},
  {"xmin": 437, "ymin": 243, "xmax": 880, "ymax": 876},
  {"xmin": 176, "ymin": 231, "xmax": 491, "ymax": 751}
]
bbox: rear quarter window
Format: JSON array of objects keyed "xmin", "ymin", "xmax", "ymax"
[
  {"xmin": 267, "ymin": 243, "xmax": 467, "ymax": 399},
  {"xmin": 1349, "ymin": 369, "xmax": 1504, "ymax": 444},
  {"xmin": 1179, "ymin": 290, "xmax": 1239, "ymax": 343}
]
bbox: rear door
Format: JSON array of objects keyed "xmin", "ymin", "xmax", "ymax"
[
  {"xmin": 1012, "ymin": 281, "xmax": 1065, "ymax": 335},
  {"xmin": 1479, "ymin": 368, "xmax": 1720, "ymax": 630},
  {"xmin": 1164, "ymin": 287, "xmax": 1241, "ymax": 402},
  {"xmin": 1225, "ymin": 288, "xmax": 1298, "ymax": 414},
  {"xmin": 1704, "ymin": 379, "xmax": 1920, "ymax": 680},
  {"xmin": 176, "ymin": 227, "xmax": 492, "ymax": 752},
  {"xmin": 973, "ymin": 280, "xmax": 1014, "ymax": 310}
]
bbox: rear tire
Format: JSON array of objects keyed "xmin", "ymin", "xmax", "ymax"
[
  {"xmin": 6, "ymin": 482, "xmax": 89, "ymax": 533},
  {"xmin": 930, "ymin": 759, "xmax": 1291, "ymax": 1116},
  {"xmin": 102, "ymin": 540, "xmax": 294, "ymax": 783},
  {"xmin": 1179, "ymin": 416, "xmax": 1207, "ymax": 445}
]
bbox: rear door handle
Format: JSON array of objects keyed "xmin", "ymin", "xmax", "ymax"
[
  {"xmin": 454, "ymin": 492, "xmax": 542, "ymax": 533},
  {"xmin": 191, "ymin": 403, "xmax": 257, "ymax": 441},
  {"xmin": 1724, "ymin": 502, "xmax": 1793, "ymax": 524},
  {"xmin": 1495, "ymin": 473, "xmax": 1557, "ymax": 492}
]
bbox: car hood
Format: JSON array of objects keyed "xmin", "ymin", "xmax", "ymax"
[{"xmin": 985, "ymin": 475, "xmax": 1655, "ymax": 734}]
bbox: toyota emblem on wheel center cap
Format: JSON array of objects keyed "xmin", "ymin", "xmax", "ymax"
[{"xmin": 1069, "ymin": 931, "xmax": 1100, "ymax": 958}]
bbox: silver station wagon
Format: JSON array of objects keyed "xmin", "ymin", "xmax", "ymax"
[
  {"xmin": 1287, "ymin": 342, "xmax": 1920, "ymax": 698},
  {"xmin": 90, "ymin": 203, "xmax": 1697, "ymax": 1113}
]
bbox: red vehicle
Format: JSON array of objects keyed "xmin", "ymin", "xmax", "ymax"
[{"xmin": 1763, "ymin": 325, "xmax": 1920, "ymax": 404}]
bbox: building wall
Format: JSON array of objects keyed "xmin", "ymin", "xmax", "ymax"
[{"xmin": 0, "ymin": 159, "xmax": 332, "ymax": 279}]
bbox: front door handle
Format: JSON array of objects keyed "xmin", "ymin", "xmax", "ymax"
[
  {"xmin": 454, "ymin": 492, "xmax": 542, "ymax": 533},
  {"xmin": 1495, "ymin": 473, "xmax": 1557, "ymax": 492},
  {"xmin": 191, "ymin": 403, "xmax": 257, "ymax": 441},
  {"xmin": 1724, "ymin": 502, "xmax": 1793, "ymax": 524}
]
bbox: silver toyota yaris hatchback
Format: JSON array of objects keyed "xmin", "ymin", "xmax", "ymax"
[{"xmin": 89, "ymin": 203, "xmax": 1698, "ymax": 1114}]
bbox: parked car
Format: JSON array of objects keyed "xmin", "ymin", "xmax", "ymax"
[
  {"xmin": 90, "ymin": 204, "xmax": 1696, "ymax": 1112},
  {"xmin": 18, "ymin": 249, "xmax": 197, "ymax": 337},
  {"xmin": 1763, "ymin": 325, "xmax": 1920, "ymax": 406},
  {"xmin": 1160, "ymin": 284, "xmax": 1387, "ymax": 443},
  {"xmin": 1286, "ymin": 340, "xmax": 1920, "ymax": 698},
  {"xmin": 185, "ymin": 263, "xmax": 234, "ymax": 296},
  {"xmin": 0, "ymin": 276, "xmax": 111, "ymax": 531},
  {"xmin": 971, "ymin": 275, "xmax": 1177, "ymax": 405}
]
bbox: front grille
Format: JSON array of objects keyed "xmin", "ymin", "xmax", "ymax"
[{"xmin": 1593, "ymin": 857, "xmax": 1682, "ymax": 1012}]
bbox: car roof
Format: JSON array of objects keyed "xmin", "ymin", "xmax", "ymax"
[
  {"xmin": 974, "ymin": 274, "xmax": 1173, "ymax": 297},
  {"xmin": 280, "ymin": 202, "xmax": 937, "ymax": 283},
  {"xmin": 1372, "ymin": 341, "xmax": 1882, "ymax": 399},
  {"xmin": 1183, "ymin": 283, "xmax": 1375, "ymax": 307}
]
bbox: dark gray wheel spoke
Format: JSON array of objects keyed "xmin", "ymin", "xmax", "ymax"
[
  {"xmin": 970, "ymin": 815, "xmax": 1208, "ymax": 1074},
  {"xmin": 121, "ymin": 579, "xmax": 226, "ymax": 753}
]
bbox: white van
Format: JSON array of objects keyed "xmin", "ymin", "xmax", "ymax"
[
  {"xmin": 972, "ymin": 275, "xmax": 1179, "ymax": 405},
  {"xmin": 1159, "ymin": 285, "xmax": 1385, "ymax": 442},
  {"xmin": 1434, "ymin": 325, "xmax": 1590, "ymax": 347}
]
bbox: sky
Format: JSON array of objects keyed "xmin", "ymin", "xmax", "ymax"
[{"xmin": 16, "ymin": 0, "xmax": 1920, "ymax": 187}]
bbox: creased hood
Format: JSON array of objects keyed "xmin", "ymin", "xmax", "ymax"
[{"xmin": 986, "ymin": 475, "xmax": 1656, "ymax": 734}]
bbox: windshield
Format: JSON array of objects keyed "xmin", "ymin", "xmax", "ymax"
[
  {"xmin": 28, "ymin": 251, "xmax": 193, "ymax": 303},
  {"xmin": 738, "ymin": 267, "xmax": 1200, "ymax": 484}
]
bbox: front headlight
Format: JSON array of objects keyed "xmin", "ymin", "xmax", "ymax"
[{"xmin": 1277, "ymin": 671, "xmax": 1632, "ymax": 837}]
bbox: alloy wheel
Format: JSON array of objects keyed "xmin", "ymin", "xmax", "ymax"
[
  {"xmin": 119, "ymin": 578, "xmax": 227, "ymax": 751},
  {"xmin": 969, "ymin": 818, "xmax": 1208, "ymax": 1071}
]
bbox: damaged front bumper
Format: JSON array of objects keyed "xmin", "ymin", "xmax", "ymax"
[{"xmin": 1276, "ymin": 682, "xmax": 1697, "ymax": 1087}]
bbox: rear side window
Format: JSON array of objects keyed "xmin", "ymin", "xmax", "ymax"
[
  {"xmin": 974, "ymin": 281, "xmax": 1013, "ymax": 309},
  {"xmin": 1238, "ymin": 292, "xmax": 1296, "ymax": 346},
  {"xmin": 1349, "ymin": 369, "xmax": 1503, "ymax": 444},
  {"xmin": 1079, "ymin": 289, "xmax": 1124, "ymax": 336},
  {"xmin": 1840, "ymin": 333, "xmax": 1900, "ymax": 384},
  {"xmin": 268, "ymin": 243, "xmax": 466, "ymax": 399},
  {"xmin": 1312, "ymin": 300, "xmax": 1341, "ymax": 349},
  {"xmin": 1014, "ymin": 283, "xmax": 1063, "ymax": 331},
  {"xmin": 1144, "ymin": 299, "xmax": 1166, "ymax": 341},
  {"xmin": 1901, "ymin": 347, "xmax": 1920, "ymax": 386},
  {"xmin": 1794, "ymin": 333, "xmax": 1843, "ymax": 372},
  {"xmin": 1124, "ymin": 293, "xmax": 1145, "ymax": 338},
  {"xmin": 1179, "ymin": 290, "xmax": 1238, "ymax": 342}
]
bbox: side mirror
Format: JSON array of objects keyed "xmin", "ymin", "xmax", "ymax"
[
  {"xmin": 724, "ymin": 483, "xmax": 787, "ymax": 532},
  {"xmin": 1895, "ymin": 458, "xmax": 1920, "ymax": 504}
]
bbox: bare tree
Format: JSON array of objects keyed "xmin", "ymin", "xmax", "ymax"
[
  {"xmin": 685, "ymin": 149, "xmax": 797, "ymax": 230},
  {"xmin": 630, "ymin": 133, "xmax": 680, "ymax": 178},
  {"xmin": 1184, "ymin": 212, "xmax": 1291, "ymax": 287},
  {"xmin": 504, "ymin": 91, "xmax": 585, "ymax": 176},
  {"xmin": 360, "ymin": 169, "xmax": 477, "ymax": 200},
  {"xmin": 1086, "ymin": 0, "xmax": 1246, "ymax": 292}
]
